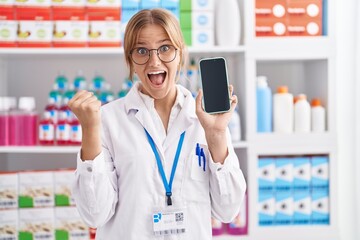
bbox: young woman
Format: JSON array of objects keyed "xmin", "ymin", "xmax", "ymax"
[{"xmin": 69, "ymin": 8, "xmax": 246, "ymax": 239}]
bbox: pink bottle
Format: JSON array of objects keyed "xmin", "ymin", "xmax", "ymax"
[
  {"xmin": 39, "ymin": 111, "xmax": 55, "ymax": 145},
  {"xmin": 59, "ymin": 97, "xmax": 72, "ymax": 120},
  {"xmin": 56, "ymin": 111, "xmax": 70, "ymax": 145},
  {"xmin": 212, "ymin": 218, "xmax": 224, "ymax": 236},
  {"xmin": 45, "ymin": 97, "xmax": 59, "ymax": 124},
  {"xmin": 10, "ymin": 97, "xmax": 38, "ymax": 146},
  {"xmin": 0, "ymin": 97, "xmax": 10, "ymax": 146},
  {"xmin": 69, "ymin": 113, "xmax": 82, "ymax": 145},
  {"xmin": 227, "ymin": 192, "xmax": 248, "ymax": 235}
]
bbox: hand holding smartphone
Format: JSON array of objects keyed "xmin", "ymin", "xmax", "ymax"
[{"xmin": 199, "ymin": 57, "xmax": 231, "ymax": 114}]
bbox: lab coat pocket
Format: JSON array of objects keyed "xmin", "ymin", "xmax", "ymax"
[
  {"xmin": 190, "ymin": 152, "xmax": 208, "ymax": 182},
  {"xmin": 181, "ymin": 153, "xmax": 210, "ymax": 204}
]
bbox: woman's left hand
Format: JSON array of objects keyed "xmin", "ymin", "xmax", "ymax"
[
  {"xmin": 195, "ymin": 85, "xmax": 238, "ymax": 164},
  {"xmin": 195, "ymin": 84, "xmax": 238, "ymax": 134}
]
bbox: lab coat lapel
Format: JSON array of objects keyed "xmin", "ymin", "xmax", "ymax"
[
  {"xmin": 164, "ymin": 86, "xmax": 197, "ymax": 149},
  {"xmin": 125, "ymin": 83, "xmax": 165, "ymax": 160}
]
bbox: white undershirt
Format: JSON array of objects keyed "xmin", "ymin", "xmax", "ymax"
[{"xmin": 138, "ymin": 85, "xmax": 185, "ymax": 145}]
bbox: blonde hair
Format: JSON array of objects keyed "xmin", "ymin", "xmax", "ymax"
[{"xmin": 123, "ymin": 8, "xmax": 187, "ymax": 81}]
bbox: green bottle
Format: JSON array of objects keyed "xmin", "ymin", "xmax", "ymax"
[
  {"xmin": 55, "ymin": 71, "xmax": 68, "ymax": 94},
  {"xmin": 73, "ymin": 70, "xmax": 87, "ymax": 92}
]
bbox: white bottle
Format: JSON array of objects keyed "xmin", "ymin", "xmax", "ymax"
[
  {"xmin": 215, "ymin": 0, "xmax": 241, "ymax": 46},
  {"xmin": 273, "ymin": 86, "xmax": 294, "ymax": 133},
  {"xmin": 229, "ymin": 108, "xmax": 241, "ymax": 142},
  {"xmin": 294, "ymin": 94, "xmax": 311, "ymax": 132},
  {"xmin": 311, "ymin": 98, "xmax": 326, "ymax": 132}
]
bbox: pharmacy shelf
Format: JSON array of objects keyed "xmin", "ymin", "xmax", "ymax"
[
  {"xmin": 247, "ymin": 37, "xmax": 335, "ymax": 60},
  {"xmin": 0, "ymin": 142, "xmax": 247, "ymax": 154},
  {"xmin": 214, "ymin": 235, "xmax": 249, "ymax": 240},
  {"xmin": 233, "ymin": 141, "xmax": 248, "ymax": 149},
  {"xmin": 0, "ymin": 146, "xmax": 80, "ymax": 154},
  {"xmin": 0, "ymin": 46, "xmax": 246, "ymax": 57},
  {"xmin": 250, "ymin": 226, "xmax": 338, "ymax": 240},
  {"xmin": 250, "ymin": 132, "xmax": 336, "ymax": 152}
]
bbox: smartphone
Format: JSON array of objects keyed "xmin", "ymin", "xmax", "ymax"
[{"xmin": 199, "ymin": 57, "xmax": 231, "ymax": 114}]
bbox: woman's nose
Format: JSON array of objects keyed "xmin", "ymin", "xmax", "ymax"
[{"xmin": 148, "ymin": 50, "xmax": 161, "ymax": 66}]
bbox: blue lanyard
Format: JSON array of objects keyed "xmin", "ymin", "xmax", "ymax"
[{"xmin": 145, "ymin": 129, "xmax": 186, "ymax": 206}]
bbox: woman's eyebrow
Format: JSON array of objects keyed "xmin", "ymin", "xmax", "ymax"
[{"xmin": 136, "ymin": 39, "xmax": 172, "ymax": 46}]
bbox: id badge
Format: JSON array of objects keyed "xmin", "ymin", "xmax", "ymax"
[{"xmin": 152, "ymin": 205, "xmax": 187, "ymax": 236}]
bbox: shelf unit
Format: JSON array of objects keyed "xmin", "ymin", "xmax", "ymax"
[{"xmin": 0, "ymin": 0, "xmax": 338, "ymax": 239}]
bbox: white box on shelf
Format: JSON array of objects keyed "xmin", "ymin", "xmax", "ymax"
[
  {"xmin": 275, "ymin": 190, "xmax": 293, "ymax": 225},
  {"xmin": 258, "ymin": 191, "xmax": 275, "ymax": 226},
  {"xmin": 275, "ymin": 157, "xmax": 293, "ymax": 190},
  {"xmin": 293, "ymin": 189, "xmax": 311, "ymax": 225},
  {"xmin": 293, "ymin": 157, "xmax": 311, "ymax": 190},
  {"xmin": 0, "ymin": 209, "xmax": 18, "ymax": 240},
  {"xmin": 18, "ymin": 171, "xmax": 54, "ymax": 208},
  {"xmin": 19, "ymin": 208, "xmax": 55, "ymax": 240},
  {"xmin": 55, "ymin": 207, "xmax": 89, "ymax": 240},
  {"xmin": 311, "ymin": 156, "xmax": 329, "ymax": 189},
  {"xmin": 258, "ymin": 157, "xmax": 275, "ymax": 191},
  {"xmin": 0, "ymin": 172, "xmax": 18, "ymax": 209},
  {"xmin": 311, "ymin": 189, "xmax": 329, "ymax": 224}
]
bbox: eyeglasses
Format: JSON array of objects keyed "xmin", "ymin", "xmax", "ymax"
[{"xmin": 130, "ymin": 45, "xmax": 178, "ymax": 65}]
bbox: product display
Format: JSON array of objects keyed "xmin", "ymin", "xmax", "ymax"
[
  {"xmin": 0, "ymin": 0, "xmax": 340, "ymax": 239},
  {"xmin": 258, "ymin": 155, "xmax": 330, "ymax": 226}
]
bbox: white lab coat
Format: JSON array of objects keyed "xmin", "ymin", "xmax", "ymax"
[{"xmin": 72, "ymin": 82, "xmax": 247, "ymax": 240}]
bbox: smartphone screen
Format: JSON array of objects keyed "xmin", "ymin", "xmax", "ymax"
[{"xmin": 199, "ymin": 57, "xmax": 230, "ymax": 114}]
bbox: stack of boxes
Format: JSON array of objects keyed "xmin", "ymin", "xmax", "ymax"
[
  {"xmin": 0, "ymin": 0, "xmax": 121, "ymax": 47},
  {"xmin": 255, "ymin": 0, "xmax": 325, "ymax": 37},
  {"xmin": 0, "ymin": 0, "xmax": 220, "ymax": 47},
  {"xmin": 258, "ymin": 155, "xmax": 330, "ymax": 226},
  {"xmin": 179, "ymin": 0, "xmax": 214, "ymax": 47},
  {"xmin": 0, "ymin": 170, "xmax": 89, "ymax": 240}
]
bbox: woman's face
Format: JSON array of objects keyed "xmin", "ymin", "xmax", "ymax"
[{"xmin": 132, "ymin": 24, "xmax": 180, "ymax": 101}]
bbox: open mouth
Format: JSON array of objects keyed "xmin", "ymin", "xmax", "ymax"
[{"xmin": 148, "ymin": 70, "xmax": 167, "ymax": 86}]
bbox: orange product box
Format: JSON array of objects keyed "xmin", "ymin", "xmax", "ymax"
[
  {"xmin": 256, "ymin": 17, "xmax": 288, "ymax": 37},
  {"xmin": 0, "ymin": 7, "xmax": 17, "ymax": 47},
  {"xmin": 52, "ymin": 0, "xmax": 86, "ymax": 12},
  {"xmin": 255, "ymin": 0, "xmax": 287, "ymax": 19},
  {"xmin": 287, "ymin": 0, "xmax": 322, "ymax": 19},
  {"xmin": 16, "ymin": 9, "xmax": 52, "ymax": 47},
  {"xmin": 53, "ymin": 9, "xmax": 88, "ymax": 47},
  {"xmin": 287, "ymin": 17, "xmax": 322, "ymax": 36},
  {"xmin": 88, "ymin": 9, "xmax": 121, "ymax": 47}
]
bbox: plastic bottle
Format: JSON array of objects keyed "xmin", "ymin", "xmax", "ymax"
[
  {"xmin": 59, "ymin": 97, "xmax": 72, "ymax": 120},
  {"xmin": 294, "ymin": 94, "xmax": 311, "ymax": 133},
  {"xmin": 49, "ymin": 83, "xmax": 63, "ymax": 107},
  {"xmin": 74, "ymin": 70, "xmax": 87, "ymax": 92},
  {"xmin": 227, "ymin": 192, "xmax": 248, "ymax": 235},
  {"xmin": 17, "ymin": 97, "xmax": 38, "ymax": 146},
  {"xmin": 69, "ymin": 113, "xmax": 82, "ymax": 145},
  {"xmin": 118, "ymin": 78, "xmax": 133, "ymax": 98},
  {"xmin": 215, "ymin": 0, "xmax": 241, "ymax": 46},
  {"xmin": 55, "ymin": 71, "xmax": 68, "ymax": 94},
  {"xmin": 0, "ymin": 97, "xmax": 10, "ymax": 146},
  {"xmin": 211, "ymin": 218, "xmax": 224, "ymax": 236},
  {"xmin": 8, "ymin": 97, "xmax": 19, "ymax": 146},
  {"xmin": 273, "ymin": 86, "xmax": 294, "ymax": 133},
  {"xmin": 100, "ymin": 83, "xmax": 115, "ymax": 105},
  {"xmin": 56, "ymin": 111, "xmax": 71, "ymax": 145},
  {"xmin": 39, "ymin": 111, "xmax": 55, "ymax": 145},
  {"xmin": 45, "ymin": 97, "xmax": 59, "ymax": 124},
  {"xmin": 92, "ymin": 71, "xmax": 105, "ymax": 94},
  {"xmin": 256, "ymin": 76, "xmax": 272, "ymax": 133},
  {"xmin": 311, "ymin": 98, "xmax": 326, "ymax": 132},
  {"xmin": 229, "ymin": 108, "xmax": 241, "ymax": 142}
]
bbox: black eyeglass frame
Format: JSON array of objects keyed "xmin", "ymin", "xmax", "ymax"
[{"xmin": 129, "ymin": 45, "xmax": 178, "ymax": 65}]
